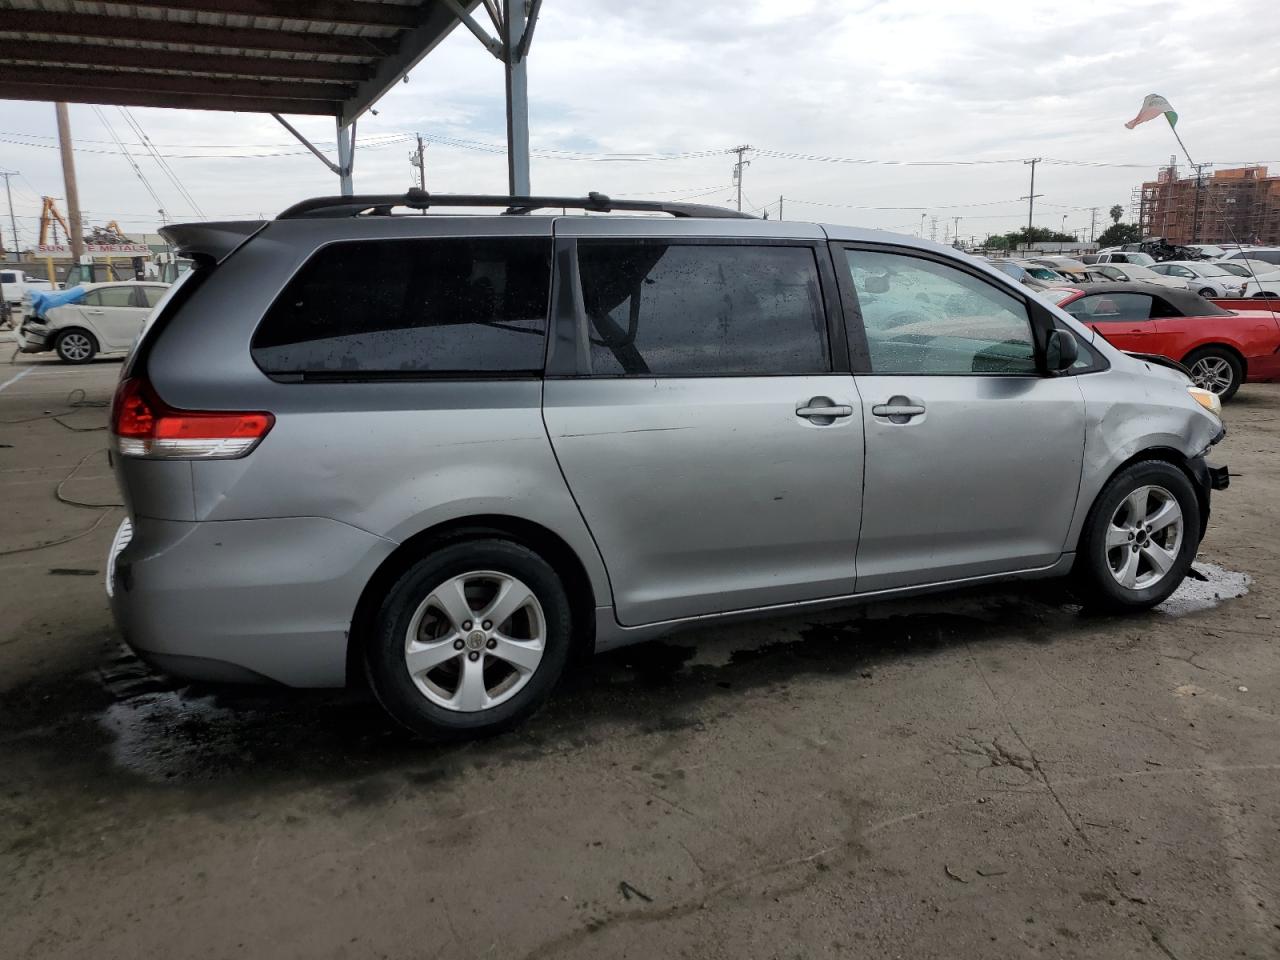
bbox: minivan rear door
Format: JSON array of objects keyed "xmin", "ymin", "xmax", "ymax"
[{"xmin": 544, "ymin": 221, "xmax": 863, "ymax": 627}]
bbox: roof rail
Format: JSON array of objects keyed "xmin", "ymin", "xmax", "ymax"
[{"xmin": 276, "ymin": 189, "xmax": 754, "ymax": 220}]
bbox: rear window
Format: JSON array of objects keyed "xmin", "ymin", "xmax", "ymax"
[
  {"xmin": 576, "ymin": 241, "xmax": 829, "ymax": 376},
  {"xmin": 252, "ymin": 237, "xmax": 552, "ymax": 377}
]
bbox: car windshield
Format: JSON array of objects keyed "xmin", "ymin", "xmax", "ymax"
[
  {"xmin": 1214, "ymin": 262, "xmax": 1251, "ymax": 277},
  {"xmin": 1023, "ymin": 266, "xmax": 1062, "ymax": 280},
  {"xmin": 1193, "ymin": 264, "xmax": 1231, "ymax": 277},
  {"xmin": 1123, "ymin": 253, "xmax": 1156, "ymax": 266}
]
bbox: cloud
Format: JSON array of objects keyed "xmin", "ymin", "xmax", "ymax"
[{"xmin": 1, "ymin": 0, "xmax": 1277, "ymax": 244}]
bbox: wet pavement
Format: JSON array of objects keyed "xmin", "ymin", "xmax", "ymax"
[{"xmin": 2, "ymin": 352, "xmax": 1278, "ymax": 959}]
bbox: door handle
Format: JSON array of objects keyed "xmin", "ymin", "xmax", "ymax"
[
  {"xmin": 872, "ymin": 397, "xmax": 926, "ymax": 423},
  {"xmin": 797, "ymin": 404, "xmax": 853, "ymax": 419},
  {"xmin": 796, "ymin": 397, "xmax": 853, "ymax": 424},
  {"xmin": 88, "ymin": 309, "xmax": 103, "ymax": 315}
]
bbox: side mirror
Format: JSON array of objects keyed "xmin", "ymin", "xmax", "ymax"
[{"xmin": 1045, "ymin": 329, "xmax": 1079, "ymax": 372}]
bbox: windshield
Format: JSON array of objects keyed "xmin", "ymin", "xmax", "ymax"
[
  {"xmin": 1193, "ymin": 264, "xmax": 1231, "ymax": 277},
  {"xmin": 1023, "ymin": 266, "xmax": 1062, "ymax": 280},
  {"xmin": 1122, "ymin": 253, "xmax": 1156, "ymax": 267}
]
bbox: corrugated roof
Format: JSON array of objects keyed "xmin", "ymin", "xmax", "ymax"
[{"xmin": 0, "ymin": 0, "xmax": 473, "ymax": 121}]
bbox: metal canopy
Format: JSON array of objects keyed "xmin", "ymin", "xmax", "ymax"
[
  {"xmin": 0, "ymin": 1, "xmax": 471, "ymax": 124},
  {"xmin": 0, "ymin": 1, "xmax": 541, "ymax": 196}
]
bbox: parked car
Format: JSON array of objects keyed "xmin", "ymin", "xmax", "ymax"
[
  {"xmin": 1, "ymin": 267, "xmax": 53, "ymax": 324},
  {"xmin": 16, "ymin": 280, "xmax": 169, "ymax": 362},
  {"xmin": 1055, "ymin": 282, "xmax": 1280, "ymax": 399},
  {"xmin": 1090, "ymin": 263, "xmax": 1190, "ymax": 289},
  {"xmin": 106, "ymin": 192, "xmax": 1228, "ymax": 737},
  {"xmin": 1015, "ymin": 262, "xmax": 1071, "ymax": 284},
  {"xmin": 1221, "ymin": 247, "xmax": 1280, "ymax": 267},
  {"xmin": 1147, "ymin": 261, "xmax": 1245, "ymax": 298},
  {"xmin": 1185, "ymin": 244, "xmax": 1228, "ymax": 260},
  {"xmin": 1027, "ymin": 257, "xmax": 1102, "ymax": 284},
  {"xmin": 1212, "ymin": 259, "xmax": 1277, "ymax": 281},
  {"xmin": 1084, "ymin": 251, "xmax": 1158, "ymax": 267}
]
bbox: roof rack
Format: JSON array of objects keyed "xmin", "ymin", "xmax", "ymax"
[{"xmin": 276, "ymin": 189, "xmax": 754, "ymax": 220}]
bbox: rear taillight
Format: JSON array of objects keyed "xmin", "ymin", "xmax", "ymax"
[{"xmin": 110, "ymin": 377, "xmax": 274, "ymax": 459}]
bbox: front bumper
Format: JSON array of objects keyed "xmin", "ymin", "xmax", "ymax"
[{"xmin": 107, "ymin": 515, "xmax": 397, "ymax": 688}]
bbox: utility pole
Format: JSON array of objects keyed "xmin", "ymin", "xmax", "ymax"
[
  {"xmin": 54, "ymin": 102, "xmax": 84, "ymax": 262},
  {"xmin": 410, "ymin": 134, "xmax": 426, "ymax": 190},
  {"xmin": 730, "ymin": 144, "xmax": 752, "ymax": 213},
  {"xmin": 1089, "ymin": 207, "xmax": 1098, "ymax": 242},
  {"xmin": 953, "ymin": 216, "xmax": 962, "ymax": 245},
  {"xmin": 929, "ymin": 216, "xmax": 938, "ymax": 242},
  {"xmin": 777, "ymin": 195, "xmax": 783, "ymax": 221},
  {"xmin": 919, "ymin": 212, "xmax": 927, "ymax": 237},
  {"xmin": 1, "ymin": 171, "xmax": 17, "ymax": 257},
  {"xmin": 1021, "ymin": 157, "xmax": 1043, "ymax": 234}
]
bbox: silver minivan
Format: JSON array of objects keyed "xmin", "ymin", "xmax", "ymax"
[{"xmin": 106, "ymin": 192, "xmax": 1229, "ymax": 736}]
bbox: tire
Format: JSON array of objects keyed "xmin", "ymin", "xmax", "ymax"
[
  {"xmin": 1197, "ymin": 286, "xmax": 1216, "ymax": 298},
  {"xmin": 365, "ymin": 539, "xmax": 573, "ymax": 738},
  {"xmin": 54, "ymin": 328, "xmax": 98, "ymax": 364},
  {"xmin": 1074, "ymin": 461, "xmax": 1200, "ymax": 613},
  {"xmin": 1254, "ymin": 291, "xmax": 1278, "ymax": 299},
  {"xmin": 1183, "ymin": 346, "xmax": 1242, "ymax": 401}
]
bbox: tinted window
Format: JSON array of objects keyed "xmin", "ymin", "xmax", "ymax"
[
  {"xmin": 1, "ymin": 272, "xmax": 14, "ymax": 283},
  {"xmin": 845, "ymin": 249, "xmax": 1036, "ymax": 375},
  {"xmin": 96, "ymin": 286, "xmax": 136, "ymax": 308},
  {"xmin": 253, "ymin": 238, "xmax": 551, "ymax": 375},
  {"xmin": 576, "ymin": 242, "xmax": 829, "ymax": 376},
  {"xmin": 1064, "ymin": 293, "xmax": 1153, "ymax": 322}
]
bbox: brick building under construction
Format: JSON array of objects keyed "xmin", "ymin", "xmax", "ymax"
[{"xmin": 1138, "ymin": 164, "xmax": 1280, "ymax": 246}]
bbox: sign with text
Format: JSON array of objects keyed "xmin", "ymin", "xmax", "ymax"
[{"xmin": 36, "ymin": 243, "xmax": 150, "ymax": 258}]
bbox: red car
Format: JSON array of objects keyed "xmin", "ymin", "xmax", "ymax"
[{"xmin": 1048, "ymin": 283, "xmax": 1280, "ymax": 401}]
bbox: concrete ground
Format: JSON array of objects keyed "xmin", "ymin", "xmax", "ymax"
[{"xmin": 2, "ymin": 348, "xmax": 1278, "ymax": 960}]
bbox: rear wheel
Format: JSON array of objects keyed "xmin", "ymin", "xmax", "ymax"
[
  {"xmin": 54, "ymin": 328, "xmax": 97, "ymax": 364},
  {"xmin": 1074, "ymin": 461, "xmax": 1199, "ymax": 613},
  {"xmin": 365, "ymin": 539, "xmax": 572, "ymax": 738},
  {"xmin": 1184, "ymin": 346, "xmax": 1242, "ymax": 401}
]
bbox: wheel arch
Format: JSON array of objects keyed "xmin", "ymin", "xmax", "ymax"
[
  {"xmin": 1077, "ymin": 446, "xmax": 1209, "ymax": 556},
  {"xmin": 346, "ymin": 514, "xmax": 599, "ymax": 686},
  {"xmin": 53, "ymin": 325, "xmax": 100, "ymax": 353}
]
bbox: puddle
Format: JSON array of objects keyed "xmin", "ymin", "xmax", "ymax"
[
  {"xmin": 100, "ymin": 691, "xmax": 248, "ymax": 782},
  {"xmin": 1158, "ymin": 561, "xmax": 1251, "ymax": 616}
]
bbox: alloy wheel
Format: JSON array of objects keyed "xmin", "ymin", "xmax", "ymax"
[
  {"xmin": 1105, "ymin": 485, "xmax": 1184, "ymax": 591},
  {"xmin": 403, "ymin": 570, "xmax": 546, "ymax": 712},
  {"xmin": 1189, "ymin": 356, "xmax": 1234, "ymax": 395},
  {"xmin": 58, "ymin": 332, "xmax": 92, "ymax": 361}
]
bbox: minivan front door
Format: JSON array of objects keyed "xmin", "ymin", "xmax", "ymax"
[
  {"xmin": 543, "ymin": 232, "xmax": 863, "ymax": 626},
  {"xmin": 836, "ymin": 245, "xmax": 1086, "ymax": 592}
]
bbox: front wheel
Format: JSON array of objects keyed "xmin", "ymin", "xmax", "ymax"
[
  {"xmin": 1074, "ymin": 461, "xmax": 1200, "ymax": 613},
  {"xmin": 1197, "ymin": 286, "xmax": 1217, "ymax": 298},
  {"xmin": 365, "ymin": 539, "xmax": 573, "ymax": 738},
  {"xmin": 1184, "ymin": 347, "xmax": 1242, "ymax": 401}
]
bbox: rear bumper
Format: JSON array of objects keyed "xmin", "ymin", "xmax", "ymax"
[
  {"xmin": 107, "ymin": 515, "xmax": 397, "ymax": 687},
  {"xmin": 15, "ymin": 325, "xmax": 50, "ymax": 353}
]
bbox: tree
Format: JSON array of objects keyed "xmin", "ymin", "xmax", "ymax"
[
  {"xmin": 1095, "ymin": 222, "xmax": 1142, "ymax": 247},
  {"xmin": 1109, "ymin": 204, "xmax": 1124, "ymax": 225},
  {"xmin": 980, "ymin": 226, "xmax": 1077, "ymax": 250}
]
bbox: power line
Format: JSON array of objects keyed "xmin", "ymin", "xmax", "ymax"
[
  {"xmin": 91, "ymin": 106, "xmax": 168, "ymax": 216},
  {"xmin": 117, "ymin": 108, "xmax": 207, "ymax": 219}
]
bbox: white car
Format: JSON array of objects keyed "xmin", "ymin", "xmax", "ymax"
[
  {"xmin": 1089, "ymin": 263, "xmax": 1192, "ymax": 290},
  {"xmin": 1238, "ymin": 272, "xmax": 1280, "ymax": 298},
  {"xmin": 1147, "ymin": 261, "xmax": 1245, "ymax": 298},
  {"xmin": 15, "ymin": 281, "xmax": 169, "ymax": 363},
  {"xmin": 1221, "ymin": 247, "xmax": 1280, "ymax": 268},
  {"xmin": 1213, "ymin": 259, "xmax": 1278, "ymax": 281}
]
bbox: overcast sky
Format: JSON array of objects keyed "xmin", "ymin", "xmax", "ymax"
[{"xmin": 3, "ymin": 0, "xmax": 1278, "ymax": 247}]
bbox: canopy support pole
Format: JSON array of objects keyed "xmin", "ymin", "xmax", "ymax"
[{"xmin": 272, "ymin": 113, "xmax": 356, "ymax": 194}]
